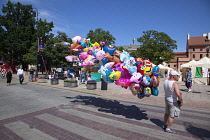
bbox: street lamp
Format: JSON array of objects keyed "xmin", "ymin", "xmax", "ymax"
[
  {"xmin": 33, "ymin": 8, "xmax": 39, "ymax": 78},
  {"xmin": 132, "ymin": 38, "xmax": 136, "ymax": 45}
]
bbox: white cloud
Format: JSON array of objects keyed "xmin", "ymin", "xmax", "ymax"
[{"xmin": 38, "ymin": 9, "xmax": 54, "ymax": 19}]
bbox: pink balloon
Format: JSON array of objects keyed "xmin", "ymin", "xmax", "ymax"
[
  {"xmin": 115, "ymin": 79, "xmax": 131, "ymax": 89},
  {"xmin": 130, "ymin": 72, "xmax": 142, "ymax": 83},
  {"xmin": 65, "ymin": 56, "xmax": 74, "ymax": 62},
  {"xmin": 79, "ymin": 52, "xmax": 88, "ymax": 61},
  {"xmin": 96, "ymin": 50, "xmax": 105, "ymax": 60}
]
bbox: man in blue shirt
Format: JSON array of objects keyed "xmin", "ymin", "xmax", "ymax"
[{"xmin": 185, "ymin": 68, "xmax": 192, "ymax": 92}]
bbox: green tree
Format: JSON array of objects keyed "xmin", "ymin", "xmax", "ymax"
[
  {"xmin": 0, "ymin": 1, "xmax": 55, "ymax": 70},
  {"xmin": 22, "ymin": 19, "xmax": 54, "ymax": 65},
  {"xmin": 115, "ymin": 46, "xmax": 124, "ymax": 52},
  {"xmin": 0, "ymin": 1, "xmax": 36, "ymax": 68},
  {"xmin": 45, "ymin": 31, "xmax": 72, "ymax": 68},
  {"xmin": 86, "ymin": 28, "xmax": 116, "ymax": 45},
  {"xmin": 134, "ymin": 30, "xmax": 177, "ymax": 65}
]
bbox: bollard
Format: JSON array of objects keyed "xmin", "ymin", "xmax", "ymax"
[{"xmin": 101, "ymin": 78, "xmax": 107, "ymax": 90}]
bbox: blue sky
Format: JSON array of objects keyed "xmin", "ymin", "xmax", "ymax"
[{"xmin": 1, "ymin": 0, "xmax": 210, "ymax": 52}]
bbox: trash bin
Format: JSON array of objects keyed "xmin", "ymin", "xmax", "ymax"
[{"xmin": 101, "ymin": 78, "xmax": 107, "ymax": 90}]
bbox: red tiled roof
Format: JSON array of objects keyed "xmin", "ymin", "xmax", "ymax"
[
  {"xmin": 188, "ymin": 36, "xmax": 210, "ymax": 46},
  {"xmin": 174, "ymin": 52, "xmax": 186, "ymax": 55}
]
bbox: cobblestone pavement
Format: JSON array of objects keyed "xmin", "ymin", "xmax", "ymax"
[
  {"xmin": 25, "ymin": 75, "xmax": 210, "ymax": 112},
  {"xmin": 0, "ymin": 74, "xmax": 209, "ymax": 140}
]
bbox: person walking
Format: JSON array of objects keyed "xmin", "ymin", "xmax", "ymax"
[
  {"xmin": 80, "ymin": 70, "xmax": 86, "ymax": 84},
  {"xmin": 74, "ymin": 68, "xmax": 80, "ymax": 85},
  {"xmin": 29, "ymin": 67, "xmax": 35, "ymax": 82},
  {"xmin": 1, "ymin": 67, "xmax": 6, "ymax": 79},
  {"xmin": 163, "ymin": 70, "xmax": 183, "ymax": 133},
  {"xmin": 17, "ymin": 66, "xmax": 25, "ymax": 85},
  {"xmin": 75, "ymin": 68, "xmax": 80, "ymax": 79},
  {"xmin": 87, "ymin": 71, "xmax": 92, "ymax": 81},
  {"xmin": 6, "ymin": 70, "xmax": 12, "ymax": 86},
  {"xmin": 185, "ymin": 68, "xmax": 192, "ymax": 92}
]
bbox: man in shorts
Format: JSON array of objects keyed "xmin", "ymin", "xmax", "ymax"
[{"xmin": 163, "ymin": 70, "xmax": 183, "ymax": 133}]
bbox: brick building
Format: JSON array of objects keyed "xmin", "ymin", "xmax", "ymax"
[{"xmin": 167, "ymin": 32, "xmax": 210, "ymax": 72}]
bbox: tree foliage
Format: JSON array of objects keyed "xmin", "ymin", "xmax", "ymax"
[
  {"xmin": 44, "ymin": 31, "xmax": 72, "ymax": 68},
  {"xmin": 86, "ymin": 28, "xmax": 116, "ymax": 45},
  {"xmin": 114, "ymin": 46, "xmax": 124, "ymax": 52},
  {"xmin": 0, "ymin": 1, "xmax": 55, "ymax": 69},
  {"xmin": 0, "ymin": 1, "xmax": 36, "ymax": 67},
  {"xmin": 22, "ymin": 19, "xmax": 54, "ymax": 65},
  {"xmin": 133, "ymin": 30, "xmax": 177, "ymax": 65}
]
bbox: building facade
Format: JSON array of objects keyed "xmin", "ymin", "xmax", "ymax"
[
  {"xmin": 119, "ymin": 33, "xmax": 210, "ymax": 72},
  {"xmin": 168, "ymin": 32, "xmax": 210, "ymax": 72}
]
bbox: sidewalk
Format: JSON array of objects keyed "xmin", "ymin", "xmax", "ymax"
[{"xmin": 14, "ymin": 73, "xmax": 210, "ymax": 112}]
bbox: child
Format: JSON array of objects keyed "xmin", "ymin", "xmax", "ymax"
[{"xmin": 87, "ymin": 71, "xmax": 92, "ymax": 81}]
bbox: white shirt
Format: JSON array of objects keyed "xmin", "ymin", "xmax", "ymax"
[
  {"xmin": 17, "ymin": 69, "xmax": 24, "ymax": 75},
  {"xmin": 164, "ymin": 80, "xmax": 178, "ymax": 102}
]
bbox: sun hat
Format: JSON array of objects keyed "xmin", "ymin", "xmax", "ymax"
[{"xmin": 169, "ymin": 70, "xmax": 180, "ymax": 76}]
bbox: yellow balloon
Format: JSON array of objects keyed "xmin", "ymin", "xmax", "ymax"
[
  {"xmin": 144, "ymin": 66, "xmax": 153, "ymax": 76},
  {"xmin": 93, "ymin": 42, "xmax": 100, "ymax": 47},
  {"xmin": 109, "ymin": 71, "xmax": 121, "ymax": 80},
  {"xmin": 83, "ymin": 48, "xmax": 89, "ymax": 52}
]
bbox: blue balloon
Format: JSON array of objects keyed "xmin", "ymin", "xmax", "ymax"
[
  {"xmin": 141, "ymin": 75, "xmax": 151, "ymax": 87},
  {"xmin": 102, "ymin": 76, "xmax": 114, "ymax": 83},
  {"xmin": 120, "ymin": 51, "xmax": 130, "ymax": 62},
  {"xmin": 137, "ymin": 93, "xmax": 145, "ymax": 99},
  {"xmin": 152, "ymin": 87, "xmax": 159, "ymax": 96},
  {"xmin": 128, "ymin": 66, "xmax": 137, "ymax": 75},
  {"xmin": 79, "ymin": 42, "xmax": 87, "ymax": 48},
  {"xmin": 101, "ymin": 58, "xmax": 109, "ymax": 65},
  {"xmin": 153, "ymin": 66, "xmax": 160, "ymax": 77},
  {"xmin": 90, "ymin": 49, "xmax": 97, "ymax": 57},
  {"xmin": 103, "ymin": 46, "xmax": 116, "ymax": 55},
  {"xmin": 99, "ymin": 65, "xmax": 114, "ymax": 83},
  {"xmin": 100, "ymin": 65, "xmax": 112, "ymax": 77}
]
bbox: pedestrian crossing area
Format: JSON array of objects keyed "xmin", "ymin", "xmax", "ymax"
[{"xmin": 0, "ymin": 96, "xmax": 210, "ymax": 140}]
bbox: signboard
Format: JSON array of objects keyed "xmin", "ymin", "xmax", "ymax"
[{"xmin": 39, "ymin": 39, "xmax": 44, "ymax": 50}]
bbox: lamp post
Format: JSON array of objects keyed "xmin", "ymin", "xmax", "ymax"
[{"xmin": 33, "ymin": 8, "xmax": 39, "ymax": 78}]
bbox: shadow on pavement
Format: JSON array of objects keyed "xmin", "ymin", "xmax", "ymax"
[
  {"xmin": 67, "ymin": 95, "xmax": 148, "ymax": 120},
  {"xmin": 192, "ymin": 91, "xmax": 201, "ymax": 94},
  {"xmin": 183, "ymin": 122, "xmax": 210, "ymax": 139},
  {"xmin": 150, "ymin": 118, "xmax": 164, "ymax": 129},
  {"xmin": 180, "ymin": 89, "xmax": 187, "ymax": 92}
]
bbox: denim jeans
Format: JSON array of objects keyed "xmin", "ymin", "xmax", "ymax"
[
  {"xmin": 19, "ymin": 74, "xmax": 24, "ymax": 84},
  {"xmin": 80, "ymin": 75, "xmax": 86, "ymax": 83}
]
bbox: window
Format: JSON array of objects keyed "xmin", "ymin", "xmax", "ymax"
[
  {"xmin": 193, "ymin": 54, "xmax": 195, "ymax": 58},
  {"xmin": 174, "ymin": 65, "xmax": 176, "ymax": 67},
  {"xmin": 193, "ymin": 48, "xmax": 195, "ymax": 51},
  {"xmin": 206, "ymin": 54, "xmax": 209, "ymax": 57},
  {"xmin": 200, "ymin": 54, "xmax": 203, "ymax": 58},
  {"xmin": 168, "ymin": 65, "xmax": 170, "ymax": 67},
  {"xmin": 200, "ymin": 48, "xmax": 203, "ymax": 51}
]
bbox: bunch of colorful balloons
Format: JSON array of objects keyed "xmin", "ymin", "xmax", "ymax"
[{"xmin": 65, "ymin": 36, "xmax": 160, "ymax": 99}]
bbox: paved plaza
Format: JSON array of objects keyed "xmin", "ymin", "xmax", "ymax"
[{"xmin": 0, "ymin": 74, "xmax": 210, "ymax": 140}]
